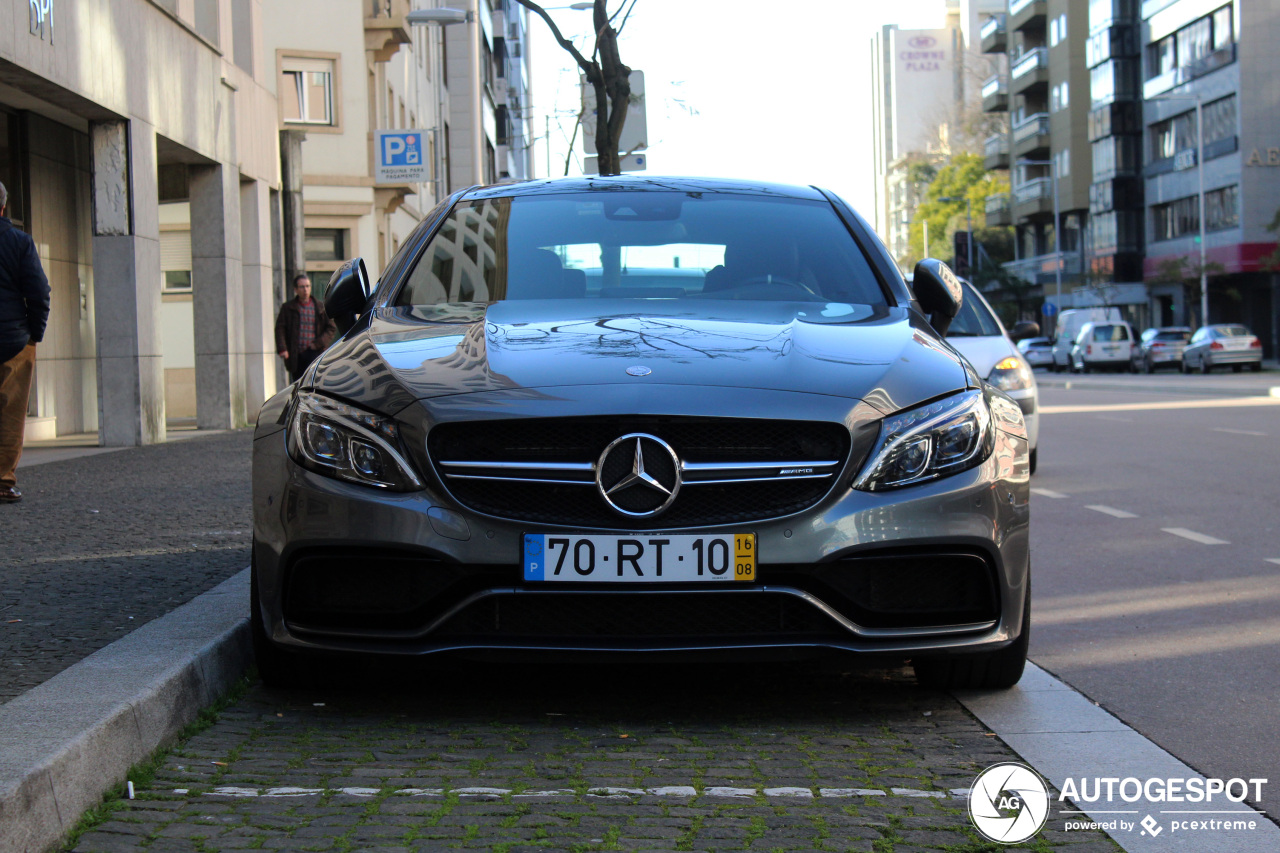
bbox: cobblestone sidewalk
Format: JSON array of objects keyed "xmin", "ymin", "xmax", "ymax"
[
  {"xmin": 0, "ymin": 430, "xmax": 252, "ymax": 703},
  {"xmin": 70, "ymin": 662, "xmax": 1121, "ymax": 852}
]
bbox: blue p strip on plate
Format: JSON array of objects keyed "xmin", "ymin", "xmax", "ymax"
[{"xmin": 523, "ymin": 534, "xmax": 545, "ymax": 581}]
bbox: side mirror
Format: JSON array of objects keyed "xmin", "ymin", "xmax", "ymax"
[
  {"xmin": 912, "ymin": 258, "xmax": 963, "ymax": 337},
  {"xmin": 1010, "ymin": 321, "xmax": 1040, "ymax": 342},
  {"xmin": 324, "ymin": 257, "xmax": 371, "ymax": 337}
]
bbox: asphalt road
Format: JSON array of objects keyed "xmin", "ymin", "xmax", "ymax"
[{"xmin": 1028, "ymin": 380, "xmax": 1280, "ymax": 794}]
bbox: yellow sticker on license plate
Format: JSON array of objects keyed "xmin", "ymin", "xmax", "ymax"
[{"xmin": 523, "ymin": 533, "xmax": 756, "ymax": 583}]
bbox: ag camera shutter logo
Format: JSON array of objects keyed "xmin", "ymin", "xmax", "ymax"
[{"xmin": 968, "ymin": 762, "xmax": 1050, "ymax": 844}]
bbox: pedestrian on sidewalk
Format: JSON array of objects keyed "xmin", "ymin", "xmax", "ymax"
[
  {"xmin": 0, "ymin": 180, "xmax": 51, "ymax": 504},
  {"xmin": 274, "ymin": 273, "xmax": 335, "ymax": 383}
]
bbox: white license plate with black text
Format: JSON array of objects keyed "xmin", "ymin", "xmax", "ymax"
[{"xmin": 523, "ymin": 533, "xmax": 756, "ymax": 583}]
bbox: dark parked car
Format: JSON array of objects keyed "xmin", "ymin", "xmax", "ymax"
[
  {"xmin": 1131, "ymin": 327, "xmax": 1191, "ymax": 373},
  {"xmin": 1182, "ymin": 325, "xmax": 1264, "ymax": 373},
  {"xmin": 251, "ymin": 176, "xmax": 1032, "ymax": 691}
]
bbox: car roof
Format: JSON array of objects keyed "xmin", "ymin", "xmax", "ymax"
[{"xmin": 462, "ymin": 175, "xmax": 831, "ymax": 202}]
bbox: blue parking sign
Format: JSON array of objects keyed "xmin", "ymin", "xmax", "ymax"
[{"xmin": 375, "ymin": 130, "xmax": 430, "ymax": 183}]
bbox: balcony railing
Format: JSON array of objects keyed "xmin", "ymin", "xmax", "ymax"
[
  {"xmin": 1009, "ymin": 0, "xmax": 1037, "ymax": 15},
  {"xmin": 1012, "ymin": 47, "xmax": 1048, "ymax": 80},
  {"xmin": 982, "ymin": 76, "xmax": 1007, "ymax": 99},
  {"xmin": 985, "ymin": 135, "xmax": 1009, "ymax": 158},
  {"xmin": 1013, "ymin": 177, "xmax": 1054, "ymax": 204},
  {"xmin": 1012, "ymin": 113, "xmax": 1050, "ymax": 145},
  {"xmin": 985, "ymin": 194, "xmax": 1011, "ymax": 216},
  {"xmin": 980, "ymin": 15, "xmax": 1004, "ymax": 41}
]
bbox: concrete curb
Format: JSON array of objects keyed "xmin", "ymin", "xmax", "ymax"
[{"xmin": 0, "ymin": 569, "xmax": 252, "ymax": 853}]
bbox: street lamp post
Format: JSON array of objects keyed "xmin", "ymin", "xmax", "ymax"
[
  {"xmin": 1150, "ymin": 91, "xmax": 1207, "ymax": 327},
  {"xmin": 407, "ymin": 6, "xmax": 483, "ymax": 190},
  {"xmin": 1015, "ymin": 158, "xmax": 1061, "ymax": 314}
]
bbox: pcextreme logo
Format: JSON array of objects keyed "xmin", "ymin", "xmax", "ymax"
[{"xmin": 968, "ymin": 763, "xmax": 1050, "ymax": 844}]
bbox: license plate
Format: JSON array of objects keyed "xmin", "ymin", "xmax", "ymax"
[{"xmin": 523, "ymin": 533, "xmax": 756, "ymax": 583}]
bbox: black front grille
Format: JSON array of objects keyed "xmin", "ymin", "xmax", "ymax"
[
  {"xmin": 433, "ymin": 592, "xmax": 841, "ymax": 641},
  {"xmin": 429, "ymin": 416, "xmax": 851, "ymax": 528}
]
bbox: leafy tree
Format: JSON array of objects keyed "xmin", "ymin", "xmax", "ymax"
[
  {"xmin": 517, "ymin": 0, "xmax": 636, "ymax": 176},
  {"xmin": 904, "ymin": 153, "xmax": 1009, "ymax": 269}
]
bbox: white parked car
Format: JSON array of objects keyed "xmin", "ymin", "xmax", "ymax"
[
  {"xmin": 1070, "ymin": 321, "xmax": 1135, "ymax": 372},
  {"xmin": 1051, "ymin": 307, "xmax": 1122, "ymax": 372},
  {"xmin": 948, "ymin": 281, "xmax": 1041, "ymax": 474}
]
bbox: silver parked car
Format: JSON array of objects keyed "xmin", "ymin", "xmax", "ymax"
[
  {"xmin": 251, "ymin": 177, "xmax": 1032, "ymax": 691},
  {"xmin": 1017, "ymin": 336, "xmax": 1054, "ymax": 370},
  {"xmin": 1131, "ymin": 327, "xmax": 1191, "ymax": 373},
  {"xmin": 1182, "ymin": 324, "xmax": 1264, "ymax": 373}
]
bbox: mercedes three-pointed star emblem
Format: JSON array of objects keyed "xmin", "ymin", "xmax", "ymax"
[{"xmin": 595, "ymin": 433, "xmax": 682, "ymax": 518}]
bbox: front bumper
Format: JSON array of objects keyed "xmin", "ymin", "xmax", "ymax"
[{"xmin": 253, "ymin": 398, "xmax": 1031, "ymax": 661}]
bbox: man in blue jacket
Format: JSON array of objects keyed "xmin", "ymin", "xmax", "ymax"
[{"xmin": 0, "ymin": 180, "xmax": 51, "ymax": 503}]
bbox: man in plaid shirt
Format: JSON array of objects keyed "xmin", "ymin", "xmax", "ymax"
[{"xmin": 274, "ymin": 274, "xmax": 336, "ymax": 383}]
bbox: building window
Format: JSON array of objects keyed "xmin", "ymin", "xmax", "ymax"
[
  {"xmin": 1151, "ymin": 185, "xmax": 1238, "ymax": 242},
  {"xmin": 1149, "ymin": 96, "xmax": 1236, "ymax": 163},
  {"xmin": 305, "ymin": 228, "xmax": 347, "ymax": 264},
  {"xmin": 281, "ymin": 56, "xmax": 337, "ymax": 126},
  {"xmin": 161, "ymin": 230, "xmax": 192, "ymax": 293},
  {"xmin": 1145, "ymin": 4, "xmax": 1233, "ymax": 81},
  {"xmin": 1050, "ymin": 13, "xmax": 1066, "ymax": 47}
]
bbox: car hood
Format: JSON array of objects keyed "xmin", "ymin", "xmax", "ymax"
[{"xmin": 311, "ymin": 300, "xmax": 972, "ymax": 416}]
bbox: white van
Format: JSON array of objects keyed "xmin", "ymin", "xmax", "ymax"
[
  {"xmin": 1070, "ymin": 320, "xmax": 1135, "ymax": 372},
  {"xmin": 1051, "ymin": 307, "xmax": 1122, "ymax": 371}
]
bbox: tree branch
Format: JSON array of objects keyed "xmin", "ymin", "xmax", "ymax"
[{"xmin": 513, "ymin": 0, "xmax": 596, "ymax": 75}]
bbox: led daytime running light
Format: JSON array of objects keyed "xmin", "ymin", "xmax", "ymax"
[
  {"xmin": 855, "ymin": 390, "xmax": 992, "ymax": 491},
  {"xmin": 288, "ymin": 392, "xmax": 423, "ymax": 490}
]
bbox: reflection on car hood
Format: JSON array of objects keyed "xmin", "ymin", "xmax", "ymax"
[{"xmin": 311, "ymin": 300, "xmax": 971, "ymax": 416}]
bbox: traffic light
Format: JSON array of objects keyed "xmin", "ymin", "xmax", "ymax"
[{"xmin": 953, "ymin": 230, "xmax": 971, "ymax": 277}]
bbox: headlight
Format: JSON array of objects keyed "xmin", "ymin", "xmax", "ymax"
[
  {"xmin": 988, "ymin": 355, "xmax": 1035, "ymax": 392},
  {"xmin": 286, "ymin": 392, "xmax": 423, "ymax": 491},
  {"xmin": 854, "ymin": 390, "xmax": 993, "ymax": 492}
]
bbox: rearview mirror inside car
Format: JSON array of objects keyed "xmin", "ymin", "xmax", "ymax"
[
  {"xmin": 324, "ymin": 257, "xmax": 371, "ymax": 337},
  {"xmin": 912, "ymin": 259, "xmax": 962, "ymax": 337}
]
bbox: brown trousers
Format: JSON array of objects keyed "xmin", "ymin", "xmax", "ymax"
[{"xmin": 0, "ymin": 342, "xmax": 36, "ymax": 488}]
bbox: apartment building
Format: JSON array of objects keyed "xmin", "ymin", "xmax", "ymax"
[
  {"xmin": 982, "ymin": 0, "xmax": 1107, "ymax": 316},
  {"xmin": 0, "ymin": 0, "xmax": 281, "ymax": 445},
  {"xmin": 1141, "ymin": 0, "xmax": 1278, "ymax": 354}
]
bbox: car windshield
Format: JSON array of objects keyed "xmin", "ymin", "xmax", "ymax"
[
  {"xmin": 1212, "ymin": 325, "xmax": 1250, "ymax": 337},
  {"xmin": 393, "ymin": 192, "xmax": 887, "ymax": 309},
  {"xmin": 946, "ymin": 283, "xmax": 1004, "ymax": 337},
  {"xmin": 1092, "ymin": 324, "xmax": 1129, "ymax": 342}
]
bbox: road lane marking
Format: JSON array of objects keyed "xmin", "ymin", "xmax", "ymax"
[
  {"xmin": 1094, "ymin": 415, "xmax": 1133, "ymax": 422},
  {"xmin": 1267, "ymin": 559, "xmax": 1280, "ymax": 566},
  {"xmin": 1031, "ymin": 488, "xmax": 1069, "ymax": 498},
  {"xmin": 1161, "ymin": 527, "xmax": 1229, "ymax": 545},
  {"xmin": 1041, "ymin": 397, "xmax": 1280, "ymax": 414},
  {"xmin": 1085, "ymin": 505, "xmax": 1138, "ymax": 518},
  {"xmin": 1212, "ymin": 428, "xmax": 1268, "ymax": 436}
]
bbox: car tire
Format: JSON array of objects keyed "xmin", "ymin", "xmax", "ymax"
[
  {"xmin": 251, "ymin": 548, "xmax": 312, "ymax": 689},
  {"xmin": 1200, "ymin": 359, "xmax": 1211, "ymax": 374},
  {"xmin": 1232, "ymin": 364, "xmax": 1243, "ymax": 373},
  {"xmin": 1028, "ymin": 448, "xmax": 1038, "ymax": 475},
  {"xmin": 1142, "ymin": 358, "xmax": 1152, "ymax": 374},
  {"xmin": 1250, "ymin": 363, "xmax": 1261, "ymax": 372},
  {"xmin": 1081, "ymin": 362, "xmax": 1091, "ymax": 374},
  {"xmin": 914, "ymin": 581, "xmax": 1030, "ymax": 691},
  {"xmin": 1181, "ymin": 359, "xmax": 1190, "ymax": 374}
]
